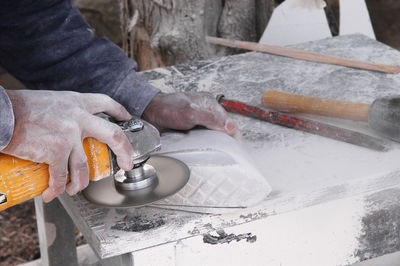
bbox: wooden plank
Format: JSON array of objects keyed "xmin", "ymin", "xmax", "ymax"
[
  {"xmin": 206, "ymin": 36, "xmax": 400, "ymax": 74},
  {"xmin": 130, "ymin": 188, "xmax": 400, "ymax": 266},
  {"xmin": 59, "ymin": 35, "xmax": 400, "ymax": 264},
  {"xmin": 34, "ymin": 197, "xmax": 78, "ymax": 266},
  {"xmin": 99, "ymin": 253, "xmax": 134, "ymax": 266}
]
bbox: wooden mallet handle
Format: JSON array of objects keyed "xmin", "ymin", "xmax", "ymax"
[{"xmin": 262, "ymin": 90, "xmax": 371, "ymax": 122}]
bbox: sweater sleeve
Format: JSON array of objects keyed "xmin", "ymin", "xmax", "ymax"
[
  {"xmin": 0, "ymin": 86, "xmax": 14, "ymax": 150},
  {"xmin": 0, "ymin": 0, "xmax": 159, "ymax": 117}
]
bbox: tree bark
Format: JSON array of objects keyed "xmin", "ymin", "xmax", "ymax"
[{"xmin": 74, "ymin": 0, "xmax": 275, "ymax": 70}]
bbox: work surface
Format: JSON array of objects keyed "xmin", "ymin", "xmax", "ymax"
[{"xmin": 60, "ymin": 34, "xmax": 400, "ymax": 266}]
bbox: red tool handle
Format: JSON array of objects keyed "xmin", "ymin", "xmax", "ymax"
[{"xmin": 216, "ymin": 95, "xmax": 387, "ymax": 151}]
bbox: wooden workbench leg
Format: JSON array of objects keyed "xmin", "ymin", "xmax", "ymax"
[
  {"xmin": 35, "ymin": 196, "xmax": 78, "ymax": 266},
  {"xmin": 99, "ymin": 253, "xmax": 134, "ymax": 266}
]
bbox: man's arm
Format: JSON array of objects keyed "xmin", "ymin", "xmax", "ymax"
[
  {"xmin": 0, "ymin": 0, "xmax": 240, "ymax": 139},
  {"xmin": 0, "ymin": 1, "xmax": 239, "ymax": 203},
  {"xmin": 0, "ymin": 0, "xmax": 159, "ymax": 117},
  {"xmin": 2, "ymin": 89, "xmax": 135, "ymax": 202},
  {"xmin": 0, "ymin": 1, "xmax": 141, "ymax": 201},
  {"xmin": 0, "ymin": 86, "xmax": 14, "ymax": 149}
]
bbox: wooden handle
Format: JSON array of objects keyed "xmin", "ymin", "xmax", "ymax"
[
  {"xmin": 0, "ymin": 137, "xmax": 111, "ymax": 211},
  {"xmin": 206, "ymin": 36, "xmax": 400, "ymax": 74},
  {"xmin": 262, "ymin": 90, "xmax": 371, "ymax": 122}
]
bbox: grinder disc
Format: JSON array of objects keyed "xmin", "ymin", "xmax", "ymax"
[{"xmin": 82, "ymin": 155, "xmax": 190, "ymax": 208}]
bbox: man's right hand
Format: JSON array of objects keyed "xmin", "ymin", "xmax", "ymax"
[{"xmin": 2, "ymin": 90, "xmax": 134, "ymax": 202}]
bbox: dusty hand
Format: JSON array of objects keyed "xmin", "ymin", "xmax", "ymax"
[
  {"xmin": 3, "ymin": 90, "xmax": 134, "ymax": 202},
  {"xmin": 142, "ymin": 92, "xmax": 241, "ymax": 139}
]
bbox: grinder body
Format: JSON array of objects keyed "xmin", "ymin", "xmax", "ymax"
[
  {"xmin": 0, "ymin": 117, "xmax": 162, "ymax": 211},
  {"xmin": 0, "ymin": 138, "xmax": 111, "ymax": 211}
]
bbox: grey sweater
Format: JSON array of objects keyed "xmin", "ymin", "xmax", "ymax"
[{"xmin": 0, "ymin": 0, "xmax": 160, "ymax": 149}]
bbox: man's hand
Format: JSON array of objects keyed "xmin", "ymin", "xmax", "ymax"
[
  {"xmin": 3, "ymin": 90, "xmax": 135, "ymax": 202},
  {"xmin": 142, "ymin": 92, "xmax": 241, "ymax": 139}
]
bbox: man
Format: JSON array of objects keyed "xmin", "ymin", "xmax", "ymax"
[{"xmin": 0, "ymin": 1, "xmax": 240, "ymax": 203}]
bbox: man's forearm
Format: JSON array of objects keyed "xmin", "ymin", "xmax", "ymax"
[
  {"xmin": 0, "ymin": 86, "xmax": 14, "ymax": 150},
  {"xmin": 0, "ymin": 0, "xmax": 159, "ymax": 117}
]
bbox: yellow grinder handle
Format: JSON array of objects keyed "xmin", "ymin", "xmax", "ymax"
[
  {"xmin": 0, "ymin": 137, "xmax": 111, "ymax": 211},
  {"xmin": 262, "ymin": 90, "xmax": 371, "ymax": 122}
]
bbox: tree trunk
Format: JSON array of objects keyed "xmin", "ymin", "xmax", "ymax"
[{"xmin": 74, "ymin": 0, "xmax": 275, "ymax": 70}]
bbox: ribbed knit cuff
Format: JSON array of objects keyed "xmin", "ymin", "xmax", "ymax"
[{"xmin": 111, "ymin": 71, "xmax": 160, "ymax": 117}]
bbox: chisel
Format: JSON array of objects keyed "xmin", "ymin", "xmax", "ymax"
[{"xmin": 217, "ymin": 95, "xmax": 388, "ymax": 151}]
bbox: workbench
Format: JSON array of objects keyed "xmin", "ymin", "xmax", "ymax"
[{"xmin": 37, "ymin": 34, "xmax": 400, "ymax": 266}]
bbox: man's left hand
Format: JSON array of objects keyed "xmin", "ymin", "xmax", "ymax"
[{"xmin": 142, "ymin": 92, "xmax": 241, "ymax": 139}]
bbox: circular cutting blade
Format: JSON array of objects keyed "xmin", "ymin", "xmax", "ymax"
[{"xmin": 82, "ymin": 155, "xmax": 190, "ymax": 208}]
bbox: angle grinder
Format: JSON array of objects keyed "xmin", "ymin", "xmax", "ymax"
[
  {"xmin": 82, "ymin": 117, "xmax": 190, "ymax": 208},
  {"xmin": 0, "ymin": 117, "xmax": 190, "ymax": 211}
]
